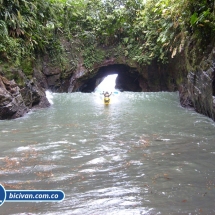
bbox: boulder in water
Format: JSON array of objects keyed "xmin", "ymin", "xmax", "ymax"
[
  {"xmin": 0, "ymin": 74, "xmax": 50, "ymax": 120},
  {"xmin": 0, "ymin": 75, "xmax": 29, "ymax": 119}
]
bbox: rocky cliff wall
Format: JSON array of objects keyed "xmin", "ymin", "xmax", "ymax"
[
  {"xmin": 1, "ymin": 41, "xmax": 215, "ymax": 121},
  {"xmin": 0, "ymin": 69, "xmax": 50, "ymax": 120},
  {"xmin": 181, "ymin": 47, "xmax": 215, "ymax": 121}
]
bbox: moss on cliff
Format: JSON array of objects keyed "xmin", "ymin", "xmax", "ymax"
[
  {"xmin": 83, "ymin": 46, "xmax": 106, "ymax": 71},
  {"xmin": 0, "ymin": 65, "xmax": 25, "ymax": 88}
]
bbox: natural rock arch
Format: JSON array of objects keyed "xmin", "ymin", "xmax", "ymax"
[
  {"xmin": 76, "ymin": 64, "xmax": 142, "ymax": 93},
  {"xmin": 67, "ymin": 59, "xmax": 179, "ymax": 93}
]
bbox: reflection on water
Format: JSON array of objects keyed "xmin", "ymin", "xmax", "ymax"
[{"xmin": 0, "ymin": 92, "xmax": 215, "ymax": 215}]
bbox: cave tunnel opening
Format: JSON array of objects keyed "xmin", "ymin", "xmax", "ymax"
[{"xmin": 78, "ymin": 64, "xmax": 142, "ymax": 93}]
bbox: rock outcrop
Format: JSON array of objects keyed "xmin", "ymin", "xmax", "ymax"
[
  {"xmin": 0, "ymin": 75, "xmax": 28, "ymax": 119},
  {"xmin": 0, "ymin": 71, "xmax": 50, "ymax": 120},
  {"xmin": 20, "ymin": 78, "xmax": 50, "ymax": 109},
  {"xmin": 186, "ymin": 49, "xmax": 215, "ymax": 120}
]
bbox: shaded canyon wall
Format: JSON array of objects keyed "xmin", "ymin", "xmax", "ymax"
[{"xmin": 0, "ymin": 41, "xmax": 215, "ymax": 121}]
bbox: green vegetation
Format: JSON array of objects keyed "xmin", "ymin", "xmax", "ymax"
[
  {"xmin": 83, "ymin": 46, "xmax": 105, "ymax": 71},
  {"xmin": 0, "ymin": 0, "xmax": 214, "ymax": 72}
]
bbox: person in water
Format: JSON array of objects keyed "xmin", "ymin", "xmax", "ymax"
[
  {"xmin": 102, "ymin": 91, "xmax": 112, "ymax": 102},
  {"xmin": 103, "ymin": 91, "xmax": 112, "ymax": 97}
]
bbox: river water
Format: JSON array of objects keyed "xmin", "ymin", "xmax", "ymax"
[{"xmin": 0, "ymin": 92, "xmax": 215, "ymax": 215}]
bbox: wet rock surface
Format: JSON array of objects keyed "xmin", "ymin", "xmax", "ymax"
[
  {"xmin": 178, "ymin": 82, "xmax": 193, "ymax": 108},
  {"xmin": 187, "ymin": 64, "xmax": 215, "ymax": 120},
  {"xmin": 178, "ymin": 47, "xmax": 215, "ymax": 121},
  {"xmin": 0, "ymin": 75, "xmax": 28, "ymax": 119},
  {"xmin": 0, "ymin": 72, "xmax": 50, "ymax": 120},
  {"xmin": 20, "ymin": 78, "xmax": 50, "ymax": 109}
]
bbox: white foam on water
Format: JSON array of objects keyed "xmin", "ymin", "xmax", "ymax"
[{"xmin": 46, "ymin": 90, "xmax": 54, "ymax": 104}]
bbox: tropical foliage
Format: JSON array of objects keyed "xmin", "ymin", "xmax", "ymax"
[{"xmin": 0, "ymin": 0, "xmax": 214, "ymax": 70}]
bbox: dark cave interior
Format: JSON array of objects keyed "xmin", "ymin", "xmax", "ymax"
[{"xmin": 78, "ymin": 64, "xmax": 142, "ymax": 93}]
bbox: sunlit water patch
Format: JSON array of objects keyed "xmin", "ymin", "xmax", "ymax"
[{"xmin": 0, "ymin": 92, "xmax": 215, "ymax": 215}]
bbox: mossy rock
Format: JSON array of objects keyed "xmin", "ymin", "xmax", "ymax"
[
  {"xmin": 0, "ymin": 64, "xmax": 25, "ymax": 87},
  {"xmin": 20, "ymin": 57, "xmax": 33, "ymax": 79}
]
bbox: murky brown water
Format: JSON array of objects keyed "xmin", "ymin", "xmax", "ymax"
[{"xmin": 0, "ymin": 92, "xmax": 215, "ymax": 214}]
